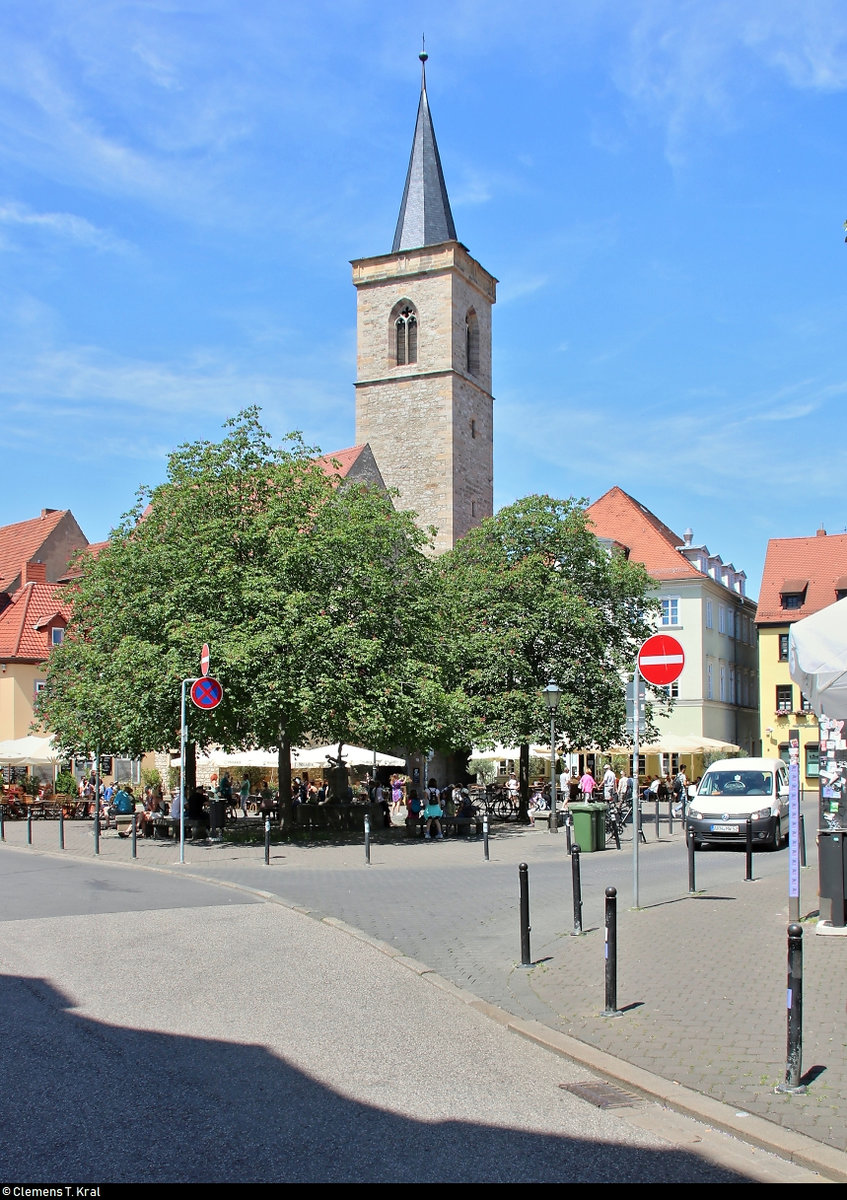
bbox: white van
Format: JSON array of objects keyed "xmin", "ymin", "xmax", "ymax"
[{"xmin": 686, "ymin": 757, "xmax": 789, "ymax": 850}]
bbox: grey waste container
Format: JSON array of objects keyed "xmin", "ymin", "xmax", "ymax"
[
  {"xmin": 569, "ymin": 802, "xmax": 607, "ymax": 852},
  {"xmin": 819, "ymin": 829, "xmax": 847, "ymax": 927}
]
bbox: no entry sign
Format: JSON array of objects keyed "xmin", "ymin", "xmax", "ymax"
[
  {"xmin": 190, "ymin": 677, "xmax": 223, "ymax": 710},
  {"xmin": 200, "ymin": 643, "xmax": 210, "ymax": 677},
  {"xmin": 637, "ymin": 634, "xmax": 685, "ymax": 686}
]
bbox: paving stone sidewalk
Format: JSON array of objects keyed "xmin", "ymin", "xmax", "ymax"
[{"xmin": 3, "ymin": 808, "xmax": 845, "ymax": 1173}]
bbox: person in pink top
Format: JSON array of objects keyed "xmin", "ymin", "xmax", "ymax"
[{"xmin": 578, "ymin": 768, "xmax": 597, "ymax": 797}]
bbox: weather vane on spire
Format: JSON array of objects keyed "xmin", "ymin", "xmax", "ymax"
[{"xmin": 420, "ymin": 33, "xmax": 427, "ymax": 64}]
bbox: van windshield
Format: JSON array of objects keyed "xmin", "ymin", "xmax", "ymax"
[{"xmin": 698, "ymin": 770, "xmax": 773, "ymax": 797}]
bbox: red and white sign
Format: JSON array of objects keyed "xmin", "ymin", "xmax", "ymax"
[
  {"xmin": 637, "ymin": 634, "xmax": 685, "ymax": 686},
  {"xmin": 200, "ymin": 643, "xmax": 210, "ymax": 677}
]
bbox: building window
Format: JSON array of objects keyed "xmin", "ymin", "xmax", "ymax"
[
  {"xmin": 470, "ymin": 419, "xmax": 477, "ymax": 439},
  {"xmin": 781, "ymin": 593, "xmax": 804, "ymax": 610},
  {"xmin": 466, "ymin": 308, "xmax": 479, "ymax": 376},
  {"xmin": 718, "ymin": 605, "xmax": 726, "ymax": 634},
  {"xmin": 394, "ymin": 305, "xmax": 418, "ymax": 366},
  {"xmin": 806, "ymin": 744, "xmax": 820, "ymax": 778},
  {"xmin": 776, "ymin": 685, "xmax": 793, "ymax": 713},
  {"xmin": 801, "ymin": 692, "xmax": 813, "ymax": 713},
  {"xmin": 720, "ymin": 666, "xmax": 726, "ymax": 701},
  {"xmin": 705, "ymin": 600, "xmax": 713, "ymax": 629},
  {"xmin": 51, "ymin": 627, "xmax": 64, "ymax": 645},
  {"xmin": 778, "ymin": 633, "xmax": 789, "ymax": 661},
  {"xmin": 707, "ymin": 663, "xmax": 713, "ymax": 700},
  {"xmin": 34, "ymin": 680, "xmax": 46, "ymax": 700},
  {"xmin": 729, "ymin": 667, "xmax": 736, "ymax": 704},
  {"xmin": 662, "ymin": 681, "xmax": 680, "ymax": 700},
  {"xmin": 778, "ymin": 743, "xmax": 790, "ymax": 765},
  {"xmin": 661, "ymin": 598, "xmax": 679, "ymax": 626}
]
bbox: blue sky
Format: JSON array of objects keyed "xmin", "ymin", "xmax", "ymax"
[{"xmin": 3, "ymin": 0, "xmax": 847, "ymax": 599}]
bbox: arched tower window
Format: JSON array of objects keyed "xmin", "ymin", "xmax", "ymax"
[
  {"xmin": 394, "ymin": 304, "xmax": 418, "ymax": 366},
  {"xmin": 466, "ymin": 308, "xmax": 479, "ymax": 376}
]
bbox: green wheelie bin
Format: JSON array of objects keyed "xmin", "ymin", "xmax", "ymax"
[{"xmin": 569, "ymin": 801, "xmax": 607, "ymax": 852}]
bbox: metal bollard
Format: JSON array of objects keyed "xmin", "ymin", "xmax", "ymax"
[
  {"xmin": 571, "ymin": 844, "xmax": 583, "ymax": 935},
  {"xmin": 483, "ymin": 813, "xmax": 489, "ymax": 861},
  {"xmin": 565, "ymin": 811, "xmax": 572, "ymax": 854},
  {"xmin": 131, "ymin": 813, "xmax": 137, "ymax": 859},
  {"xmin": 687, "ymin": 822, "xmax": 696, "ymax": 893},
  {"xmin": 58, "ymin": 809, "xmax": 64, "ymax": 850},
  {"xmin": 518, "ymin": 862, "xmax": 532, "ymax": 967},
  {"xmin": 602, "ymin": 886, "xmax": 622, "ymax": 1017},
  {"xmin": 775, "ymin": 924, "xmax": 806, "ymax": 1094},
  {"xmin": 94, "ymin": 808, "xmax": 100, "ymax": 856},
  {"xmin": 668, "ymin": 799, "xmax": 673, "ymax": 836},
  {"xmin": 744, "ymin": 818, "xmax": 754, "ymax": 881},
  {"xmin": 363, "ymin": 813, "xmax": 370, "ymax": 865},
  {"xmin": 1, "ymin": 804, "xmax": 6, "ymax": 841},
  {"xmin": 27, "ymin": 811, "xmax": 32, "ymax": 845},
  {"xmin": 265, "ymin": 816, "xmax": 271, "ymax": 865}
]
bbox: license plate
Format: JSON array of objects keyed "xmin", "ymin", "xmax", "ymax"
[{"xmin": 710, "ymin": 823, "xmax": 739, "ymax": 833}]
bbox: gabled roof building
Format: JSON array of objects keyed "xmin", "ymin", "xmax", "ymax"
[
  {"xmin": 0, "ymin": 561, "xmax": 70, "ymax": 741},
  {"xmin": 587, "ymin": 486, "xmax": 759, "ymax": 762},
  {"xmin": 756, "ymin": 528, "xmax": 847, "ymax": 786}
]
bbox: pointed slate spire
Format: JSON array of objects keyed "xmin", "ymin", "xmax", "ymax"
[{"xmin": 391, "ymin": 51, "xmax": 457, "ymax": 252}]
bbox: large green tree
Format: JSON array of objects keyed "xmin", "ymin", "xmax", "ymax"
[
  {"xmin": 37, "ymin": 409, "xmax": 451, "ymax": 814},
  {"xmin": 436, "ymin": 495, "xmax": 660, "ymax": 819}
]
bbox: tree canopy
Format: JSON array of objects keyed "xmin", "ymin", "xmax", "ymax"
[
  {"xmin": 36, "ymin": 409, "xmax": 451, "ymax": 794},
  {"xmin": 436, "ymin": 494, "xmax": 660, "ymax": 812}
]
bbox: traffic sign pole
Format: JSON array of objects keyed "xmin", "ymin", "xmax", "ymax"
[
  {"xmin": 179, "ymin": 677, "xmax": 198, "ymax": 865},
  {"xmin": 633, "ymin": 675, "xmax": 640, "ymax": 909}
]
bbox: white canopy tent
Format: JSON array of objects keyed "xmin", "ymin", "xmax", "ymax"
[
  {"xmin": 789, "ymin": 596, "xmax": 847, "ymax": 719},
  {"xmin": 181, "ymin": 744, "xmax": 406, "ymax": 772}
]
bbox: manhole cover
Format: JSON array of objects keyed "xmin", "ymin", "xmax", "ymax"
[{"xmin": 559, "ymin": 1080, "xmax": 641, "ymax": 1109}]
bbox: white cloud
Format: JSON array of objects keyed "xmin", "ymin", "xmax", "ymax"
[{"xmin": 0, "ymin": 201, "xmax": 132, "ymax": 253}]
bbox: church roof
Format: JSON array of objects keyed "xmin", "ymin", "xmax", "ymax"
[{"xmin": 391, "ymin": 55, "xmax": 457, "ymax": 253}]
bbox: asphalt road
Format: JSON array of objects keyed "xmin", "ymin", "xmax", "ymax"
[{"xmin": 0, "ymin": 837, "xmax": 827, "ymax": 1184}]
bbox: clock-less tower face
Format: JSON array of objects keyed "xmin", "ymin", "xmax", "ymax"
[{"xmin": 351, "ymin": 61, "xmax": 496, "ymax": 555}]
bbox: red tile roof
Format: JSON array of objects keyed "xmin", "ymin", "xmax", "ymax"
[
  {"xmin": 756, "ymin": 530, "xmax": 847, "ymax": 624},
  {"xmin": 586, "ymin": 487, "xmax": 703, "ymax": 582},
  {"xmin": 313, "ymin": 446, "xmax": 368, "ymax": 480},
  {"xmin": 0, "ymin": 510, "xmax": 69, "ymax": 592},
  {"xmin": 0, "ymin": 577, "xmax": 70, "ymax": 661}
]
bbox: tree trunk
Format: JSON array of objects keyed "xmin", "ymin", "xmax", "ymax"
[
  {"xmin": 518, "ymin": 743, "xmax": 531, "ymax": 823},
  {"xmin": 278, "ymin": 728, "xmax": 292, "ymax": 831}
]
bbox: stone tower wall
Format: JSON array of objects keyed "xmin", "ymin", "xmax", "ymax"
[{"xmin": 352, "ymin": 241, "xmax": 496, "ymax": 554}]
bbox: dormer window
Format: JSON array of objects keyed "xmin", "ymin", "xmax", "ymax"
[
  {"xmin": 51, "ymin": 627, "xmax": 64, "ymax": 645},
  {"xmin": 394, "ymin": 304, "xmax": 417, "ymax": 366},
  {"xmin": 780, "ymin": 578, "xmax": 807, "ymax": 610}
]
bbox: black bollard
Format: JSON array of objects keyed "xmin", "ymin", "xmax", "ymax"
[
  {"xmin": 483, "ymin": 813, "xmax": 489, "ymax": 861},
  {"xmin": 363, "ymin": 813, "xmax": 370, "ymax": 866},
  {"xmin": 265, "ymin": 816, "xmax": 271, "ymax": 865},
  {"xmin": 518, "ymin": 862, "xmax": 532, "ymax": 967},
  {"xmin": 58, "ymin": 809, "xmax": 64, "ymax": 850},
  {"xmin": 602, "ymin": 886, "xmax": 622, "ymax": 1017},
  {"xmin": 687, "ymin": 822, "xmax": 696, "ymax": 893},
  {"xmin": 775, "ymin": 924, "xmax": 806, "ymax": 1094},
  {"xmin": 27, "ymin": 811, "xmax": 32, "ymax": 845},
  {"xmin": 94, "ymin": 806, "xmax": 100, "ymax": 856},
  {"xmin": 131, "ymin": 813, "xmax": 137, "ymax": 859},
  {"xmin": 0, "ymin": 805, "xmax": 4, "ymax": 841},
  {"xmin": 571, "ymin": 844, "xmax": 583, "ymax": 935},
  {"xmin": 565, "ymin": 811, "xmax": 572, "ymax": 854},
  {"xmin": 744, "ymin": 818, "xmax": 754, "ymax": 881},
  {"xmin": 668, "ymin": 798, "xmax": 673, "ymax": 836}
]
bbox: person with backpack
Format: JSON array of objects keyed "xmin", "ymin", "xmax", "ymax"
[
  {"xmin": 672, "ymin": 767, "xmax": 688, "ymax": 817},
  {"xmin": 424, "ymin": 778, "xmax": 443, "ymax": 840}
]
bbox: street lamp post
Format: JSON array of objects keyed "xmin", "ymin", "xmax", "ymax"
[{"xmin": 543, "ymin": 679, "xmax": 562, "ymax": 834}]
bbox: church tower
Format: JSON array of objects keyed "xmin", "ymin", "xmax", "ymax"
[{"xmin": 352, "ymin": 54, "xmax": 496, "ymax": 554}]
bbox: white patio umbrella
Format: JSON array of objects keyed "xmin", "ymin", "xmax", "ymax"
[
  {"xmin": 293, "ymin": 744, "xmax": 406, "ymax": 769},
  {"xmin": 0, "ymin": 735, "xmax": 63, "ymax": 765},
  {"xmin": 789, "ymin": 597, "xmax": 847, "ymax": 719}
]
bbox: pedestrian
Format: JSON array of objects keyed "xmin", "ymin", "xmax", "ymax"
[
  {"xmin": 390, "ymin": 774, "xmax": 405, "ymax": 819},
  {"xmin": 240, "ymin": 775, "xmax": 251, "ymax": 818},
  {"xmin": 578, "ymin": 768, "xmax": 596, "ymax": 798},
  {"xmin": 602, "ymin": 762, "xmax": 616, "ymax": 802},
  {"xmin": 424, "ymin": 786, "xmax": 443, "ymax": 840},
  {"xmin": 672, "ymin": 766, "xmax": 688, "ymax": 817}
]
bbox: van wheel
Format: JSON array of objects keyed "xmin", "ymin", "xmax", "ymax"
[{"xmin": 770, "ymin": 818, "xmax": 782, "ymax": 851}]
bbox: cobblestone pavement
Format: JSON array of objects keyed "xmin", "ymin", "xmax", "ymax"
[{"xmin": 3, "ymin": 802, "xmax": 846, "ymax": 1180}]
